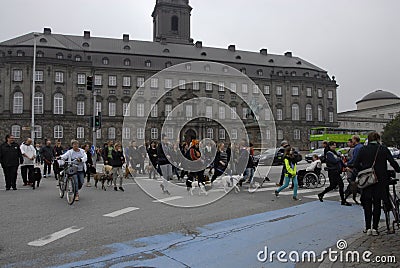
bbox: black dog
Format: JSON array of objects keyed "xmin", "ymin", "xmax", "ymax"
[{"xmin": 32, "ymin": 167, "xmax": 42, "ymax": 189}]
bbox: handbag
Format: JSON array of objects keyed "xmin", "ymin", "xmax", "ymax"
[{"xmin": 357, "ymin": 145, "xmax": 380, "ymax": 189}]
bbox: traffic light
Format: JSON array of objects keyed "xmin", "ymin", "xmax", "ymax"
[
  {"xmin": 94, "ymin": 113, "xmax": 102, "ymax": 129},
  {"xmin": 86, "ymin": 76, "xmax": 93, "ymax": 91}
]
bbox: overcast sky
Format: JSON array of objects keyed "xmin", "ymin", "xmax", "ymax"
[{"xmin": 1, "ymin": 0, "xmax": 399, "ymax": 112}]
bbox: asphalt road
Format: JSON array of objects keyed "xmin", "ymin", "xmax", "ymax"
[{"xmin": 0, "ymin": 160, "xmax": 398, "ymax": 267}]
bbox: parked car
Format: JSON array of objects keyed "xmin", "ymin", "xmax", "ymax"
[
  {"xmin": 256, "ymin": 147, "xmax": 302, "ymax": 166},
  {"xmin": 389, "ymin": 147, "xmax": 400, "ymax": 159},
  {"xmin": 305, "ymin": 148, "xmax": 326, "ymax": 163}
]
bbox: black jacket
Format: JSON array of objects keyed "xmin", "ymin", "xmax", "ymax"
[
  {"xmin": 157, "ymin": 142, "xmax": 171, "ymax": 165},
  {"xmin": 354, "ymin": 143, "xmax": 400, "ymax": 182},
  {"xmin": 147, "ymin": 147, "xmax": 158, "ymax": 166},
  {"xmin": 0, "ymin": 142, "xmax": 23, "ymax": 167},
  {"xmin": 111, "ymin": 150, "xmax": 125, "ymax": 167},
  {"xmin": 40, "ymin": 145, "xmax": 54, "ymax": 161}
]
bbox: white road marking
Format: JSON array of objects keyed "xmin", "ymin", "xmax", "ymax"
[
  {"xmin": 153, "ymin": 196, "xmax": 183, "ymax": 202},
  {"xmin": 278, "ymin": 188, "xmax": 322, "ymax": 195},
  {"xmin": 304, "ymin": 192, "xmax": 339, "ymax": 199},
  {"xmin": 103, "ymin": 207, "xmax": 140, "ymax": 217},
  {"xmin": 28, "ymin": 226, "xmax": 82, "ymax": 247}
]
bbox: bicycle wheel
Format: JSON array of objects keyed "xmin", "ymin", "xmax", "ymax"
[
  {"xmin": 383, "ymin": 202, "xmax": 394, "ymax": 234},
  {"xmin": 65, "ymin": 176, "xmax": 76, "ymax": 205},
  {"xmin": 317, "ymin": 173, "xmax": 326, "ymax": 188},
  {"xmin": 58, "ymin": 175, "xmax": 65, "ymax": 198},
  {"xmin": 389, "ymin": 195, "xmax": 400, "ymax": 230},
  {"xmin": 304, "ymin": 173, "xmax": 318, "ymax": 189}
]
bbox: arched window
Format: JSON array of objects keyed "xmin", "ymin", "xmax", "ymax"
[
  {"xmin": 17, "ymin": 50, "xmax": 24, "ymax": 57},
  {"xmin": 56, "ymin": 53, "xmax": 63, "ymax": 59},
  {"xmin": 11, "ymin": 125, "xmax": 21, "ymax": 138},
  {"xmin": 54, "ymin": 125, "xmax": 63, "ymax": 139},
  {"xmin": 123, "ymin": 45, "xmax": 131, "ymax": 50},
  {"xmin": 145, "ymin": 60, "xmax": 151, "ymax": 67},
  {"xmin": 306, "ymin": 104, "xmax": 313, "ymax": 121},
  {"xmin": 53, "ymin": 93, "xmax": 64, "ymax": 115},
  {"xmin": 34, "ymin": 92, "xmax": 44, "ymax": 114},
  {"xmin": 13, "ymin": 92, "xmax": 23, "ymax": 114},
  {"xmin": 37, "ymin": 51, "xmax": 44, "ymax": 58},
  {"xmin": 291, "ymin": 104, "xmax": 299, "ymax": 121},
  {"xmin": 75, "ymin": 55, "xmax": 82, "ymax": 62},
  {"xmin": 171, "ymin": 16, "xmax": 179, "ymax": 31},
  {"xmin": 318, "ymin": 105, "xmax": 323, "ymax": 122},
  {"xmin": 102, "ymin": 57, "xmax": 109, "ymax": 65},
  {"xmin": 124, "ymin": 58, "xmax": 131, "ymax": 66}
]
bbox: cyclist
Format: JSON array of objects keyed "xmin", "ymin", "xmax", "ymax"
[{"xmin": 60, "ymin": 140, "xmax": 87, "ymax": 201}]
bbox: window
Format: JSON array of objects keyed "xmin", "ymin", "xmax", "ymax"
[
  {"xmin": 151, "ymin": 90, "xmax": 158, "ymax": 97},
  {"xmin": 231, "ymin": 107, "xmax": 237, "ymax": 119},
  {"xmin": 265, "ymin": 109, "xmax": 271, "ymax": 121},
  {"xmin": 206, "ymin": 82, "xmax": 212, "ymax": 91},
  {"xmin": 253, "ymin": 85, "xmax": 259, "ymax": 94},
  {"xmin": 122, "ymin": 128, "xmax": 131, "ymax": 140},
  {"xmin": 11, "ymin": 125, "xmax": 21, "ymax": 138},
  {"xmin": 56, "ymin": 53, "xmax": 63, "ymax": 60},
  {"xmin": 109, "ymin": 102, "xmax": 116, "ymax": 116},
  {"xmin": 185, "ymin": 63, "xmax": 191, "ymax": 70},
  {"xmin": 17, "ymin": 50, "xmax": 24, "ymax": 57},
  {"xmin": 108, "ymin": 127, "xmax": 116, "ymax": 139},
  {"xmin": 219, "ymin": 106, "xmax": 225, "ymax": 119},
  {"xmin": 122, "ymin": 76, "xmax": 131, "ymax": 87},
  {"xmin": 54, "ymin": 125, "xmax": 63, "ymax": 139},
  {"xmin": 151, "ymin": 104, "xmax": 158, "ymax": 117},
  {"xmin": 329, "ymin": 112, "xmax": 334, "ymax": 123},
  {"xmin": 137, "ymin": 103, "xmax": 144, "ymax": 117},
  {"xmin": 207, "ymin": 128, "xmax": 213, "ymax": 139},
  {"xmin": 328, "ymin": 90, "xmax": 333, "ymax": 99},
  {"xmin": 266, "ymin": 129, "xmax": 271, "ymax": 140},
  {"xmin": 37, "ymin": 51, "xmax": 44, "ymax": 58},
  {"xmin": 171, "ymin": 16, "xmax": 179, "ymax": 31},
  {"xmin": 136, "ymin": 128, "xmax": 144, "ymax": 140},
  {"xmin": 242, "ymin": 108, "xmax": 248, "ymax": 119},
  {"xmin": 34, "ymin": 92, "xmax": 43, "ymax": 114},
  {"xmin": 94, "ymin": 75, "xmax": 102, "ymax": 86},
  {"xmin": 165, "ymin": 79, "xmax": 172, "ymax": 89},
  {"xmin": 123, "ymin": 103, "xmax": 130, "ymax": 116},
  {"xmin": 186, "ymin": 105, "xmax": 192, "ymax": 118},
  {"xmin": 150, "ymin": 78, "xmax": 159, "ymax": 88},
  {"xmin": 318, "ymin": 106, "xmax": 323, "ymax": 122},
  {"xmin": 34, "ymin": 125, "xmax": 42, "ymax": 139},
  {"xmin": 165, "ymin": 104, "xmax": 172, "ymax": 117},
  {"xmin": 219, "ymin": 129, "xmax": 226, "ymax": 140},
  {"xmin": 166, "ymin": 128, "xmax": 173, "ymax": 139},
  {"xmin": 193, "ymin": 81, "xmax": 199, "ymax": 90},
  {"xmin": 291, "ymin": 71, "xmax": 296, "ymax": 77},
  {"xmin": 35, "ymin": 70, "xmax": 44, "ymax": 82},
  {"xmin": 230, "ymin": 83, "xmax": 237, "ymax": 92},
  {"xmin": 306, "ymin": 87, "xmax": 312, "ymax": 97},
  {"xmin": 77, "ymin": 74, "xmax": 85, "ymax": 85},
  {"xmin": 77, "ymin": 101, "xmax": 85, "ymax": 115},
  {"xmin": 108, "ymin": 75, "xmax": 117, "ymax": 86},
  {"xmin": 257, "ymin": 69, "xmax": 263, "ymax": 76},
  {"xmin": 294, "ymin": 129, "xmax": 301, "ymax": 140},
  {"xmin": 102, "ymin": 58, "xmax": 109, "ymax": 65},
  {"xmin": 389, "ymin": 113, "xmax": 394, "ymax": 119},
  {"xmin": 231, "ymin": 129, "xmax": 238, "ymax": 140},
  {"xmin": 276, "ymin": 86, "xmax": 282, "ymax": 96},
  {"xmin": 53, "ymin": 94, "xmax": 64, "ymax": 114},
  {"xmin": 13, "ymin": 69, "xmax": 23, "ymax": 81},
  {"xmin": 277, "ymin": 129, "xmax": 283, "ymax": 140},
  {"xmin": 145, "ymin": 60, "xmax": 151, "ymax": 67},
  {"xmin": 218, "ymin": 82, "xmax": 225, "ymax": 92},
  {"xmin": 292, "ymin": 104, "xmax": 299, "ymax": 120},
  {"xmin": 276, "ymin": 109, "xmax": 283, "ymax": 121},
  {"xmin": 292, "ymin": 86, "xmax": 299, "ymax": 96},
  {"xmin": 13, "ymin": 92, "xmax": 23, "ymax": 114},
  {"xmin": 179, "ymin": 79, "xmax": 186, "ymax": 89},
  {"xmin": 77, "ymin": 127, "xmax": 85, "ymax": 139},
  {"xmin": 124, "ymin": 59, "xmax": 131, "ymax": 66},
  {"xmin": 137, "ymin": 77, "xmax": 145, "ymax": 88},
  {"xmin": 318, "ymin": 88, "xmax": 323, "ymax": 98},
  {"xmin": 55, "ymin": 72, "xmax": 64, "ymax": 83},
  {"xmin": 206, "ymin": 106, "xmax": 213, "ymax": 119},
  {"xmin": 151, "ymin": 128, "xmax": 158, "ymax": 140},
  {"xmin": 306, "ymin": 104, "xmax": 312, "ymax": 121},
  {"xmin": 241, "ymin": 83, "xmax": 248, "ymax": 93},
  {"xmin": 96, "ymin": 102, "xmax": 102, "ymax": 115},
  {"xmin": 96, "ymin": 129, "xmax": 102, "ymax": 139},
  {"xmin": 264, "ymin": 85, "xmax": 270, "ymax": 95}
]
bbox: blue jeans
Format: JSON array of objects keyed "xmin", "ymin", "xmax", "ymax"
[
  {"xmin": 244, "ymin": 168, "xmax": 255, "ymax": 183},
  {"xmin": 72, "ymin": 171, "xmax": 85, "ymax": 194},
  {"xmin": 277, "ymin": 175, "xmax": 298, "ymax": 197}
]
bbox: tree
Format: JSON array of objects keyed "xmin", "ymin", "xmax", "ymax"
[{"xmin": 382, "ymin": 114, "xmax": 400, "ymax": 147}]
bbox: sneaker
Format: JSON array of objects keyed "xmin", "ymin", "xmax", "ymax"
[
  {"xmin": 318, "ymin": 193, "xmax": 324, "ymax": 202},
  {"xmin": 119, "ymin": 187, "xmax": 124, "ymax": 192},
  {"xmin": 371, "ymin": 229, "xmax": 379, "ymax": 236},
  {"xmin": 12, "ymin": 188, "xmax": 17, "ymax": 190},
  {"xmin": 114, "ymin": 187, "xmax": 118, "ymax": 191},
  {"xmin": 86, "ymin": 182, "xmax": 92, "ymax": 187},
  {"xmin": 341, "ymin": 201, "xmax": 352, "ymax": 206},
  {"xmin": 366, "ymin": 229, "xmax": 372, "ymax": 236},
  {"xmin": 293, "ymin": 196, "xmax": 302, "ymax": 201},
  {"xmin": 274, "ymin": 190, "xmax": 279, "ymax": 197},
  {"xmin": 75, "ymin": 195, "xmax": 79, "ymax": 201},
  {"xmin": 43, "ymin": 174, "xmax": 46, "ymax": 178}
]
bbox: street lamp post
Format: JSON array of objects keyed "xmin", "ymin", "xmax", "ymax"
[{"xmin": 31, "ymin": 33, "xmax": 38, "ymax": 141}]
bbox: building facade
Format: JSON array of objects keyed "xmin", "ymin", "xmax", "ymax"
[{"xmin": 0, "ymin": 0, "xmax": 338, "ymax": 150}]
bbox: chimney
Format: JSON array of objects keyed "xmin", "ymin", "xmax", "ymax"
[
  {"xmin": 43, "ymin": 28, "xmax": 51, "ymax": 35},
  {"xmin": 228, "ymin": 44, "xmax": 236, "ymax": 52},
  {"xmin": 84, "ymin": 31, "xmax": 90, "ymax": 39},
  {"xmin": 284, "ymin": 51, "xmax": 292, "ymax": 57},
  {"xmin": 123, "ymin": 34, "xmax": 129, "ymax": 42},
  {"xmin": 260, "ymin": 48, "xmax": 268, "ymax": 55},
  {"xmin": 195, "ymin": 41, "xmax": 203, "ymax": 48}
]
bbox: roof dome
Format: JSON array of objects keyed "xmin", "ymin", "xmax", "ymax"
[{"xmin": 356, "ymin": 90, "xmax": 399, "ymax": 104}]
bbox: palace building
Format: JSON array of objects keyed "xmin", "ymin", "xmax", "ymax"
[{"xmin": 0, "ymin": 0, "xmax": 338, "ymax": 150}]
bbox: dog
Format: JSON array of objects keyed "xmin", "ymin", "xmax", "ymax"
[
  {"xmin": 124, "ymin": 165, "xmax": 136, "ymax": 179},
  {"xmin": 93, "ymin": 165, "xmax": 113, "ymax": 191},
  {"xmin": 186, "ymin": 174, "xmax": 208, "ymax": 196},
  {"xmin": 219, "ymin": 175, "xmax": 242, "ymax": 193},
  {"xmin": 32, "ymin": 167, "xmax": 42, "ymax": 189}
]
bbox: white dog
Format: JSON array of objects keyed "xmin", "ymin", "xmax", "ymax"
[
  {"xmin": 186, "ymin": 176, "xmax": 208, "ymax": 196},
  {"xmin": 219, "ymin": 175, "xmax": 242, "ymax": 193}
]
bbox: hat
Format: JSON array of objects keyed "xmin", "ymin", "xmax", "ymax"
[{"xmin": 280, "ymin": 140, "xmax": 288, "ymax": 146}]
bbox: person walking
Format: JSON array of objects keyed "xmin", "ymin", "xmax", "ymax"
[
  {"xmin": 353, "ymin": 132, "xmax": 400, "ymax": 235},
  {"xmin": 157, "ymin": 134, "xmax": 172, "ymax": 194},
  {"xmin": 111, "ymin": 143, "xmax": 125, "ymax": 191},
  {"xmin": 83, "ymin": 144, "xmax": 94, "ymax": 187},
  {"xmin": 276, "ymin": 140, "xmax": 291, "ymax": 186},
  {"xmin": 60, "ymin": 140, "xmax": 87, "ymax": 201},
  {"xmin": 53, "ymin": 139, "xmax": 64, "ymax": 180},
  {"xmin": 0, "ymin": 135, "xmax": 23, "ymax": 190},
  {"xmin": 147, "ymin": 141, "xmax": 158, "ymax": 179},
  {"xmin": 126, "ymin": 140, "xmax": 140, "ymax": 174},
  {"xmin": 102, "ymin": 140, "xmax": 114, "ymax": 166},
  {"xmin": 189, "ymin": 139, "xmax": 207, "ymax": 194},
  {"xmin": 318, "ymin": 141, "xmax": 352, "ymax": 206},
  {"xmin": 35, "ymin": 143, "xmax": 42, "ymax": 165},
  {"xmin": 345, "ymin": 135, "xmax": 363, "ymax": 202},
  {"xmin": 211, "ymin": 142, "xmax": 228, "ymax": 183},
  {"xmin": 20, "ymin": 138, "xmax": 36, "ymax": 188},
  {"xmin": 274, "ymin": 147, "xmax": 301, "ymax": 201},
  {"xmin": 40, "ymin": 140, "xmax": 54, "ymax": 178}
]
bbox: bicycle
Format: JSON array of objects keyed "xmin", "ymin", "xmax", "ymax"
[
  {"xmin": 57, "ymin": 160, "xmax": 78, "ymax": 205},
  {"xmin": 383, "ymin": 170, "xmax": 400, "ymax": 234}
]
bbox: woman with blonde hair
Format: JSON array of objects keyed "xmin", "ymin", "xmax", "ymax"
[{"xmin": 111, "ymin": 142, "xmax": 125, "ymax": 191}]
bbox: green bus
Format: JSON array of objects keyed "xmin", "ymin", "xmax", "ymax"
[{"xmin": 310, "ymin": 127, "xmax": 369, "ymax": 149}]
